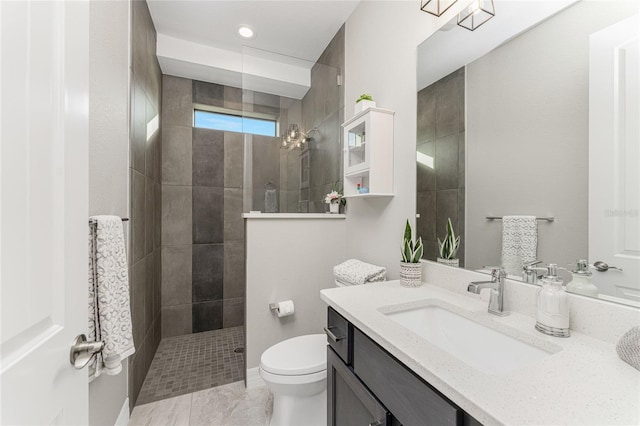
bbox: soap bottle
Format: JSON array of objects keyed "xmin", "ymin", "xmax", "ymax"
[
  {"xmin": 566, "ymin": 259, "xmax": 599, "ymax": 297},
  {"xmin": 535, "ymin": 264, "xmax": 570, "ymax": 337}
]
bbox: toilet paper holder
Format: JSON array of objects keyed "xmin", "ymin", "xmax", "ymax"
[{"xmin": 269, "ymin": 303, "xmax": 278, "ymax": 312}]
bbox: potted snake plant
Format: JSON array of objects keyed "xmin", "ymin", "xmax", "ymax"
[
  {"xmin": 437, "ymin": 218, "xmax": 460, "ymax": 267},
  {"xmin": 400, "ymin": 219, "xmax": 424, "ymax": 287}
]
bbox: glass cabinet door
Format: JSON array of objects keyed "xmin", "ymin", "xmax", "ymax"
[{"xmin": 347, "ymin": 121, "xmax": 367, "ymax": 170}]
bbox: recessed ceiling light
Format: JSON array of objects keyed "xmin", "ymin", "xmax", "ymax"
[{"xmin": 237, "ymin": 25, "xmax": 255, "ymax": 40}]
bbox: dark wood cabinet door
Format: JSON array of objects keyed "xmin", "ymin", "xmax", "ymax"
[{"xmin": 327, "ymin": 346, "xmax": 389, "ymax": 426}]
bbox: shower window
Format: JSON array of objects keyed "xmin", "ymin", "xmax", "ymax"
[{"xmin": 194, "ymin": 109, "xmax": 276, "ymax": 137}]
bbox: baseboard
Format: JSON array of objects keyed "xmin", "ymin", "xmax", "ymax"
[
  {"xmin": 246, "ymin": 367, "xmax": 266, "ymax": 389},
  {"xmin": 114, "ymin": 397, "xmax": 129, "ymax": 426}
]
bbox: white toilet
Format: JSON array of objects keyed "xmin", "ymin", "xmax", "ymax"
[{"xmin": 259, "ymin": 333, "xmax": 327, "ymax": 426}]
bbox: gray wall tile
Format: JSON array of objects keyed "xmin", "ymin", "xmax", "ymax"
[
  {"xmin": 224, "ymin": 132, "xmax": 243, "ymax": 188},
  {"xmin": 223, "ymin": 298, "xmax": 244, "ymax": 328},
  {"xmin": 193, "ymin": 128, "xmax": 224, "ymax": 187},
  {"xmin": 132, "ymin": 170, "xmax": 146, "ymax": 263},
  {"xmin": 435, "ymin": 134, "xmax": 459, "ymax": 190},
  {"xmin": 154, "ymin": 182, "xmax": 161, "ymax": 249},
  {"xmin": 162, "ymin": 75, "xmax": 193, "ymax": 127},
  {"xmin": 193, "ymin": 187, "xmax": 224, "ymax": 244},
  {"xmin": 161, "ymin": 185, "xmax": 192, "ymax": 245},
  {"xmin": 144, "ymin": 255, "xmax": 154, "ymax": 332},
  {"xmin": 223, "ymin": 242, "xmax": 245, "ymax": 299},
  {"xmin": 193, "ymin": 80, "xmax": 224, "ymax": 107},
  {"xmin": 145, "ymin": 94, "xmax": 159, "ymax": 181},
  {"xmin": 162, "ymin": 125, "xmax": 192, "ymax": 185},
  {"xmin": 131, "ymin": 259, "xmax": 146, "ymax": 347},
  {"xmin": 417, "ymin": 85, "xmax": 436, "ymax": 144},
  {"xmin": 192, "ymin": 300, "xmax": 223, "ymax": 333},
  {"xmin": 223, "ymin": 188, "xmax": 243, "ymax": 242},
  {"xmin": 417, "ymin": 141, "xmax": 435, "ymax": 192},
  {"xmin": 131, "ymin": 80, "xmax": 146, "ymax": 173},
  {"xmin": 161, "ymin": 304, "xmax": 192, "ymax": 338},
  {"xmin": 192, "ymin": 244, "xmax": 224, "ymax": 302},
  {"xmin": 224, "ymin": 86, "xmax": 243, "ymax": 110},
  {"xmin": 161, "ymin": 245, "xmax": 192, "ymax": 306},
  {"xmin": 436, "ymin": 189, "xmax": 459, "ymax": 243},
  {"xmin": 417, "ymin": 190, "xmax": 436, "ymax": 243},
  {"xmin": 145, "ymin": 176, "xmax": 154, "ymax": 255}
]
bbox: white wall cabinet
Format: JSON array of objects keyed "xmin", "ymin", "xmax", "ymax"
[{"xmin": 342, "ymin": 107, "xmax": 394, "ymax": 198}]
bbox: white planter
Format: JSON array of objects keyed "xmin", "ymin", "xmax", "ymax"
[
  {"xmin": 399, "ymin": 262, "xmax": 423, "ymax": 287},
  {"xmin": 329, "ymin": 202, "xmax": 340, "ymax": 214},
  {"xmin": 354, "ymin": 100, "xmax": 376, "ymax": 114},
  {"xmin": 437, "ymin": 258, "xmax": 459, "ymax": 267}
]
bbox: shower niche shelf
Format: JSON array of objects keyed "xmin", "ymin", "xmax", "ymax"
[{"xmin": 342, "ymin": 107, "xmax": 395, "ymax": 198}]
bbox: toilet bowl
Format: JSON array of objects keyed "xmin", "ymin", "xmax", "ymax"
[{"xmin": 259, "ymin": 334, "xmax": 327, "ymax": 426}]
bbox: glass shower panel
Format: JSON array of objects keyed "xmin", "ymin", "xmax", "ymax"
[{"xmin": 241, "ymin": 46, "xmax": 342, "ymax": 213}]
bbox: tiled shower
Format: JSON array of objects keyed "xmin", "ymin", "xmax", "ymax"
[{"xmin": 132, "ymin": 23, "xmax": 346, "ymax": 405}]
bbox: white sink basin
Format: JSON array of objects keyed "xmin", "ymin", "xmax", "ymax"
[{"xmin": 384, "ymin": 303, "xmax": 559, "ymax": 374}]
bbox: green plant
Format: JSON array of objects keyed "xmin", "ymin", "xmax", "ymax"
[
  {"xmin": 401, "ymin": 220, "xmax": 423, "ymax": 263},
  {"xmin": 437, "ymin": 218, "xmax": 460, "ymax": 260},
  {"xmin": 356, "ymin": 93, "xmax": 374, "ymax": 103}
]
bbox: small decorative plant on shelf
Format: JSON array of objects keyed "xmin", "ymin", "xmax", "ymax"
[
  {"xmin": 400, "ymin": 219, "xmax": 424, "ymax": 287},
  {"xmin": 437, "ymin": 218, "xmax": 460, "ymax": 267},
  {"xmin": 325, "ymin": 184, "xmax": 346, "ymax": 214},
  {"xmin": 354, "ymin": 93, "xmax": 376, "ymax": 114}
]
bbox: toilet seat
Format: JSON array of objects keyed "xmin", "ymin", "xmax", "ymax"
[{"xmin": 260, "ymin": 334, "xmax": 326, "ymax": 376}]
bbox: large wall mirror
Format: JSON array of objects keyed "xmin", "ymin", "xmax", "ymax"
[{"xmin": 416, "ymin": 0, "xmax": 639, "ymax": 306}]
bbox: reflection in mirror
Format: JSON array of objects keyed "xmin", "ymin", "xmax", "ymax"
[{"xmin": 416, "ymin": 0, "xmax": 640, "ymax": 306}]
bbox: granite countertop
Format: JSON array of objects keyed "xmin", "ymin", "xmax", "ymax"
[{"xmin": 320, "ymin": 281, "xmax": 640, "ymax": 426}]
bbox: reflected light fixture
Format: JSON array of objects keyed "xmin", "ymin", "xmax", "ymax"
[
  {"xmin": 457, "ymin": 0, "xmax": 495, "ymax": 31},
  {"xmin": 420, "ymin": 0, "xmax": 458, "ymax": 17},
  {"xmin": 237, "ymin": 25, "xmax": 255, "ymax": 39},
  {"xmin": 280, "ymin": 125, "xmax": 319, "ymax": 150}
]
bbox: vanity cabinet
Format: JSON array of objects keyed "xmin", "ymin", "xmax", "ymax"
[
  {"xmin": 326, "ymin": 307, "xmax": 482, "ymax": 426},
  {"xmin": 341, "ymin": 108, "xmax": 394, "ymax": 198}
]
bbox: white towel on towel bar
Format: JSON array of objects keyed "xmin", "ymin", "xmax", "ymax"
[
  {"xmin": 501, "ymin": 215, "xmax": 538, "ymax": 276},
  {"xmin": 88, "ymin": 215, "xmax": 135, "ymax": 381},
  {"xmin": 333, "ymin": 259, "xmax": 387, "ymax": 285}
]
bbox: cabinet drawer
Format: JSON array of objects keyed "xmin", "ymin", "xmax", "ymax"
[
  {"xmin": 326, "ymin": 307, "xmax": 351, "ymax": 364},
  {"xmin": 353, "ymin": 329, "xmax": 461, "ymax": 426}
]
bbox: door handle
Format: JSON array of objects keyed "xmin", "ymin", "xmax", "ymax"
[
  {"xmin": 69, "ymin": 334, "xmax": 104, "ymax": 369},
  {"xmin": 323, "ymin": 326, "xmax": 344, "ymax": 342}
]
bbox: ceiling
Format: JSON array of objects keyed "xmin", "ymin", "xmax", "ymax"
[{"xmin": 147, "ymin": 1, "xmax": 359, "ymax": 98}]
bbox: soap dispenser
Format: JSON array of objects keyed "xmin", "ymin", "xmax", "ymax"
[
  {"xmin": 566, "ymin": 259, "xmax": 599, "ymax": 297},
  {"xmin": 535, "ymin": 264, "xmax": 570, "ymax": 337}
]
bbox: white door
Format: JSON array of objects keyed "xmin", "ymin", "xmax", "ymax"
[
  {"xmin": 1, "ymin": 1, "xmax": 90, "ymax": 424},
  {"xmin": 589, "ymin": 14, "xmax": 640, "ymax": 303}
]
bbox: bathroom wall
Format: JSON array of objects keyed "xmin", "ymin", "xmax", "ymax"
[
  {"xmin": 88, "ymin": 1, "xmax": 130, "ymax": 424},
  {"xmin": 160, "ymin": 78, "xmax": 293, "ymax": 336},
  {"xmin": 128, "ymin": 0, "xmax": 162, "ymax": 409},
  {"xmin": 344, "ymin": 2, "xmax": 452, "ymax": 278},
  {"xmin": 417, "ymin": 67, "xmax": 465, "ymax": 266},
  {"xmin": 245, "ymin": 217, "xmax": 347, "ymax": 371},
  {"xmin": 465, "ymin": 1, "xmax": 637, "ymax": 270}
]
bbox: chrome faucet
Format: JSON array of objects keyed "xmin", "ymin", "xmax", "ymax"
[
  {"xmin": 522, "ymin": 260, "xmax": 546, "ymax": 284},
  {"xmin": 468, "ymin": 267, "xmax": 509, "ymax": 316}
]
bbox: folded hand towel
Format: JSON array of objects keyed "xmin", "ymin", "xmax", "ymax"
[
  {"xmin": 501, "ymin": 215, "xmax": 538, "ymax": 276},
  {"xmin": 88, "ymin": 216, "xmax": 135, "ymax": 381},
  {"xmin": 617, "ymin": 326, "xmax": 640, "ymax": 371},
  {"xmin": 333, "ymin": 259, "xmax": 387, "ymax": 285}
]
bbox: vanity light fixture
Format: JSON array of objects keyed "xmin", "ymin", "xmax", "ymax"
[
  {"xmin": 280, "ymin": 125, "xmax": 319, "ymax": 150},
  {"xmin": 457, "ymin": 0, "xmax": 495, "ymax": 31},
  {"xmin": 237, "ymin": 25, "xmax": 255, "ymax": 39},
  {"xmin": 420, "ymin": 0, "xmax": 458, "ymax": 17}
]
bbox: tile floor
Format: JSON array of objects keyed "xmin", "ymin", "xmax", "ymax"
[
  {"xmin": 129, "ymin": 381, "xmax": 273, "ymax": 426},
  {"xmin": 136, "ymin": 327, "xmax": 245, "ymax": 405}
]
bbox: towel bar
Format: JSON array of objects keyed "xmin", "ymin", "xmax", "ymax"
[
  {"xmin": 89, "ymin": 217, "xmax": 129, "ymax": 224},
  {"xmin": 486, "ymin": 216, "xmax": 554, "ymax": 222}
]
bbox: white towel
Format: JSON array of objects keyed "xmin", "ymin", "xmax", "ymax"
[
  {"xmin": 617, "ymin": 326, "xmax": 640, "ymax": 371},
  {"xmin": 501, "ymin": 215, "xmax": 538, "ymax": 276},
  {"xmin": 88, "ymin": 215, "xmax": 135, "ymax": 381},
  {"xmin": 333, "ymin": 259, "xmax": 387, "ymax": 285}
]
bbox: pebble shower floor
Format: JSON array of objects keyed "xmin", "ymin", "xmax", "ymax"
[{"xmin": 136, "ymin": 326, "xmax": 245, "ymax": 405}]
